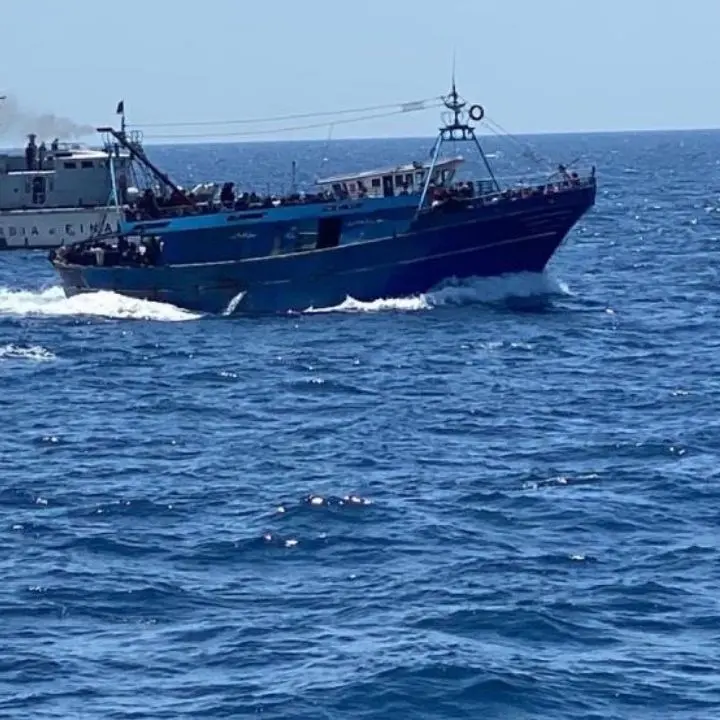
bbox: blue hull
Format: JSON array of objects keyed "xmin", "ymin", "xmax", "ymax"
[{"xmin": 53, "ymin": 185, "xmax": 595, "ymax": 315}]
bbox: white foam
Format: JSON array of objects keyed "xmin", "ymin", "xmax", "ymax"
[
  {"xmin": 303, "ymin": 272, "xmax": 572, "ymax": 315},
  {"xmin": 0, "ymin": 343, "xmax": 56, "ymax": 362},
  {"xmin": 221, "ymin": 290, "xmax": 246, "ymax": 316},
  {"xmin": 0, "ymin": 286, "xmax": 201, "ymax": 322},
  {"xmin": 305, "ymin": 294, "xmax": 428, "ymax": 314},
  {"xmin": 0, "ymin": 273, "xmax": 572, "ymax": 321},
  {"xmin": 427, "ymin": 272, "xmax": 572, "ymax": 307}
]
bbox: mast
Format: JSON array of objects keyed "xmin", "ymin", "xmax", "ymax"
[
  {"xmin": 99, "ymin": 100, "xmax": 193, "ymax": 206},
  {"xmin": 417, "ymin": 80, "xmax": 500, "ymax": 213}
]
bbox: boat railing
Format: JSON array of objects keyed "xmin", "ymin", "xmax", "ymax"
[
  {"xmin": 419, "ymin": 170, "xmax": 596, "ymax": 214},
  {"xmin": 115, "ymin": 164, "xmax": 596, "ymax": 224},
  {"xmin": 121, "ymin": 189, "xmax": 342, "ymax": 223}
]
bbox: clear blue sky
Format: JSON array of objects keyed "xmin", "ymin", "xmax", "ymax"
[{"xmin": 1, "ymin": 0, "xmax": 717, "ymax": 142}]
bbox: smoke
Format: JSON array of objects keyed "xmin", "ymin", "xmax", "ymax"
[{"xmin": 0, "ymin": 94, "xmax": 95, "ymax": 141}]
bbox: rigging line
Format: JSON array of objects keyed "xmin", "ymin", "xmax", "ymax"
[
  {"xmin": 482, "ymin": 121, "xmax": 548, "ymax": 168},
  {"xmin": 315, "ymin": 122, "xmax": 335, "ymax": 181},
  {"xmin": 486, "ymin": 119, "xmax": 552, "ymax": 164},
  {"xmin": 130, "ymin": 96, "xmax": 446, "ymax": 129},
  {"xmin": 483, "ymin": 116, "xmax": 552, "ymax": 167},
  {"xmin": 140, "ymin": 104, "xmax": 444, "ymax": 140},
  {"xmin": 481, "ymin": 121, "xmax": 550, "ymax": 169}
]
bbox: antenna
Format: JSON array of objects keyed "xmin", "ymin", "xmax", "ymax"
[{"xmin": 451, "ymin": 49, "xmax": 457, "ymax": 93}]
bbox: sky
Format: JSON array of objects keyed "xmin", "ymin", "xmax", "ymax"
[{"xmin": 0, "ymin": 0, "xmax": 717, "ymax": 143}]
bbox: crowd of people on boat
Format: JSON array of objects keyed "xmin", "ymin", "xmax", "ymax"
[
  {"xmin": 49, "ymin": 161, "xmax": 596, "ymax": 270},
  {"xmin": 121, "ymin": 162, "xmax": 595, "ymax": 223},
  {"xmin": 428, "ymin": 165, "xmax": 591, "ymax": 210},
  {"xmin": 124, "ymin": 182, "xmax": 344, "ymax": 221},
  {"xmin": 50, "ymin": 234, "xmax": 161, "ymax": 268}
]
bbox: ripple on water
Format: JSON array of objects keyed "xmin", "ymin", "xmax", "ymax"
[{"xmin": 2, "ymin": 134, "xmax": 720, "ymax": 719}]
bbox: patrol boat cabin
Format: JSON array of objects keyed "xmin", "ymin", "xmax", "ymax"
[
  {"xmin": 0, "ymin": 104, "xmax": 137, "ymax": 250},
  {"xmin": 0, "ymin": 135, "xmax": 132, "ymax": 211}
]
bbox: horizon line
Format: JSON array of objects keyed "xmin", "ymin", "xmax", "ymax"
[
  {"xmin": 1, "ymin": 123, "xmax": 719, "ymax": 150},
  {"xmin": 136, "ymin": 123, "xmax": 720, "ymax": 147}
]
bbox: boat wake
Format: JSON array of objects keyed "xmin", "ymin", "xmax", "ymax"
[
  {"xmin": 0, "ymin": 273, "xmax": 572, "ymax": 322},
  {"xmin": 304, "ymin": 272, "xmax": 573, "ymax": 315},
  {"xmin": 0, "ymin": 286, "xmax": 201, "ymax": 322}
]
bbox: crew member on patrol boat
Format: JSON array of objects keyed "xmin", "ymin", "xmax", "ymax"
[{"xmin": 25, "ymin": 134, "xmax": 37, "ymax": 170}]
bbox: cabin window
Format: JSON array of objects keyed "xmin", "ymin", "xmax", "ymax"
[
  {"xmin": 332, "ymin": 183, "xmax": 342, "ymax": 194},
  {"xmin": 348, "ymin": 182, "xmax": 356, "ymax": 192},
  {"xmin": 415, "ymin": 171, "xmax": 424, "ymax": 183},
  {"xmin": 81, "ymin": 160, "xmax": 94, "ymax": 169},
  {"xmin": 395, "ymin": 175, "xmax": 404, "ymax": 187},
  {"xmin": 404, "ymin": 173, "xmax": 413, "ymax": 186},
  {"xmin": 63, "ymin": 161, "xmax": 77, "ymax": 169},
  {"xmin": 371, "ymin": 178, "xmax": 381, "ymax": 188}
]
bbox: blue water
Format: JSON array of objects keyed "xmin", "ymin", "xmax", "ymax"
[{"xmin": 2, "ymin": 129, "xmax": 720, "ymax": 719}]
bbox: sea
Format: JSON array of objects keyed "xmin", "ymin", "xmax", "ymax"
[{"xmin": 1, "ymin": 128, "xmax": 719, "ymax": 719}]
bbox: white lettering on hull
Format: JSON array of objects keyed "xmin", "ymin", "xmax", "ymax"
[{"xmin": 0, "ymin": 209, "xmax": 122, "ymax": 249}]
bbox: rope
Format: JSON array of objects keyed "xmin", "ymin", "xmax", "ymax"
[
  {"xmin": 137, "ymin": 101, "xmax": 445, "ymax": 141},
  {"xmin": 130, "ymin": 97, "xmax": 444, "ymax": 130},
  {"xmin": 482, "ymin": 115, "xmax": 557, "ymax": 170}
]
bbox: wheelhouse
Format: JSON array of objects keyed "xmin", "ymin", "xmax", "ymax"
[{"xmin": 316, "ymin": 156, "xmax": 464, "ymax": 200}]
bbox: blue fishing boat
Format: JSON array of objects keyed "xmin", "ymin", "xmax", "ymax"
[{"xmin": 48, "ymin": 84, "xmax": 597, "ymax": 315}]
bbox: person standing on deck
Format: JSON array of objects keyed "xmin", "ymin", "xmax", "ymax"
[{"xmin": 25, "ymin": 134, "xmax": 37, "ymax": 170}]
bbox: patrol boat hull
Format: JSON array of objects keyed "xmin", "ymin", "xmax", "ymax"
[
  {"xmin": 0, "ymin": 207, "xmax": 121, "ymax": 250},
  {"xmin": 51, "ymin": 184, "xmax": 595, "ymax": 315}
]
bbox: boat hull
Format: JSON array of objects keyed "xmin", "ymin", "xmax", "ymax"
[
  {"xmin": 52, "ymin": 185, "xmax": 595, "ymax": 315},
  {"xmin": 0, "ymin": 207, "xmax": 121, "ymax": 250}
]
